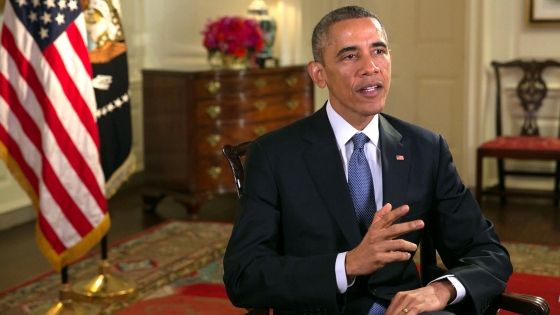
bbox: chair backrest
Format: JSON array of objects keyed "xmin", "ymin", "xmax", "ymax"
[
  {"xmin": 222, "ymin": 141, "xmax": 251, "ymax": 198},
  {"xmin": 491, "ymin": 59, "xmax": 560, "ymax": 137},
  {"xmin": 222, "ymin": 141, "xmax": 551, "ymax": 315}
]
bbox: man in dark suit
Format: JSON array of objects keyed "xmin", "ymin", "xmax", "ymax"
[{"xmin": 223, "ymin": 6, "xmax": 512, "ymax": 315}]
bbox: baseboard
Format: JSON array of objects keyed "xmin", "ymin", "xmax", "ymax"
[{"xmin": 0, "ymin": 205, "xmax": 36, "ymax": 232}]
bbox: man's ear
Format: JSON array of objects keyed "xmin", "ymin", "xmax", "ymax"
[{"xmin": 307, "ymin": 61, "xmax": 327, "ymax": 89}]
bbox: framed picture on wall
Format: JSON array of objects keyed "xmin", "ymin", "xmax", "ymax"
[{"xmin": 527, "ymin": 0, "xmax": 560, "ymax": 26}]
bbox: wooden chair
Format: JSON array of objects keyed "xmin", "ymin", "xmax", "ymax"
[
  {"xmin": 223, "ymin": 142, "xmax": 550, "ymax": 315},
  {"xmin": 476, "ymin": 59, "xmax": 560, "ymax": 206}
]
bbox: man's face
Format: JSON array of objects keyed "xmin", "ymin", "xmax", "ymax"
[{"xmin": 309, "ymin": 18, "xmax": 391, "ymax": 129}]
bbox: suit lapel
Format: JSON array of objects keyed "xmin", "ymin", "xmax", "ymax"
[
  {"xmin": 379, "ymin": 115, "xmax": 411, "ymax": 223},
  {"xmin": 302, "ymin": 106, "xmax": 362, "ymax": 248}
]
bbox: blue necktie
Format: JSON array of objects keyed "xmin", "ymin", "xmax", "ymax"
[
  {"xmin": 368, "ymin": 302, "xmax": 386, "ymax": 315},
  {"xmin": 348, "ymin": 133, "xmax": 386, "ymax": 315},
  {"xmin": 348, "ymin": 133, "xmax": 377, "ymax": 236}
]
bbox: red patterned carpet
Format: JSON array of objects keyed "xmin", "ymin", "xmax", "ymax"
[
  {"xmin": 503, "ymin": 273, "xmax": 559, "ymax": 315},
  {"xmin": 0, "ymin": 221, "xmax": 241, "ymax": 314},
  {"xmin": 0, "ymin": 220, "xmax": 557, "ymax": 314},
  {"xmin": 115, "ymin": 283, "xmax": 244, "ymax": 315}
]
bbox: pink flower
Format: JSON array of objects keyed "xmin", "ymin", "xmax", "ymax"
[{"xmin": 201, "ymin": 16, "xmax": 264, "ymax": 57}]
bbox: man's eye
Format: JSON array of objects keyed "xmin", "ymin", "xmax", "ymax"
[
  {"xmin": 344, "ymin": 54, "xmax": 356, "ymax": 59},
  {"xmin": 373, "ymin": 49, "xmax": 385, "ymax": 54}
]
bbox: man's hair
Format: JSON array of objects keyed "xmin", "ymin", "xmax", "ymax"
[{"xmin": 311, "ymin": 6, "xmax": 388, "ymax": 64}]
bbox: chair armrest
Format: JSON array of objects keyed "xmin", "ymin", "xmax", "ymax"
[
  {"xmin": 484, "ymin": 291, "xmax": 550, "ymax": 315},
  {"xmin": 240, "ymin": 292, "xmax": 550, "ymax": 315}
]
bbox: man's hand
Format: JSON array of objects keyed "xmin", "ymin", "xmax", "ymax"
[
  {"xmin": 345, "ymin": 203, "xmax": 423, "ymax": 277},
  {"xmin": 384, "ymin": 280, "xmax": 457, "ymax": 314}
]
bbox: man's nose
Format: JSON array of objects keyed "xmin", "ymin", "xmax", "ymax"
[{"xmin": 361, "ymin": 56, "xmax": 380, "ymax": 75}]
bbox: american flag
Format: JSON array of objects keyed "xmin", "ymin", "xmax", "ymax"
[{"xmin": 0, "ymin": 0, "xmax": 109, "ymax": 270}]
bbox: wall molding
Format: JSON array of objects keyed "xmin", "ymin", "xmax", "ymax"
[
  {"xmin": 464, "ymin": 0, "xmax": 482, "ymax": 186},
  {"xmin": 0, "ymin": 205, "xmax": 35, "ymax": 232}
]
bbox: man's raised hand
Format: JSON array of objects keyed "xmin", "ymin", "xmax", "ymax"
[{"xmin": 345, "ymin": 203, "xmax": 424, "ymax": 277}]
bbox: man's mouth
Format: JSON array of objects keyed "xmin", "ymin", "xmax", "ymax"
[
  {"xmin": 358, "ymin": 83, "xmax": 382, "ymax": 92},
  {"xmin": 360, "ymin": 85, "xmax": 380, "ymax": 92}
]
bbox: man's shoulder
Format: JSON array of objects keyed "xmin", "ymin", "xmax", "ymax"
[
  {"xmin": 254, "ymin": 107, "xmax": 328, "ymax": 147},
  {"xmin": 380, "ymin": 113, "xmax": 441, "ymax": 143},
  {"xmin": 257, "ymin": 114, "xmax": 312, "ymax": 144}
]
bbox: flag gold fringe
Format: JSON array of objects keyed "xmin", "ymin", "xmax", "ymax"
[
  {"xmin": 36, "ymin": 214, "xmax": 110, "ymax": 271},
  {"xmin": 1, "ymin": 141, "xmax": 111, "ymax": 270},
  {"xmin": 105, "ymin": 152, "xmax": 136, "ymax": 199}
]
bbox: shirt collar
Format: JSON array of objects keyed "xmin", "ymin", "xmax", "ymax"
[{"xmin": 326, "ymin": 100, "xmax": 380, "ymax": 149}]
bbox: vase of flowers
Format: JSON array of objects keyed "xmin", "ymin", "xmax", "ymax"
[{"xmin": 202, "ymin": 16, "xmax": 265, "ymax": 70}]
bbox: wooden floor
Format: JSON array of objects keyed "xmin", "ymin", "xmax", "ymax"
[{"xmin": 0, "ymin": 172, "xmax": 559, "ymax": 293}]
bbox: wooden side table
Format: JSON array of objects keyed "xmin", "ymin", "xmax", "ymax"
[{"xmin": 142, "ymin": 65, "xmax": 314, "ymax": 217}]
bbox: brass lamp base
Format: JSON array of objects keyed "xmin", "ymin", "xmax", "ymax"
[
  {"xmin": 31, "ymin": 284, "xmax": 100, "ymax": 315},
  {"xmin": 71, "ymin": 260, "xmax": 136, "ymax": 303}
]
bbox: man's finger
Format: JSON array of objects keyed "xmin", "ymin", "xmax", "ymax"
[
  {"xmin": 372, "ymin": 204, "xmax": 409, "ymax": 229},
  {"xmin": 382, "ymin": 220, "xmax": 425, "ymax": 240},
  {"xmin": 372, "ymin": 203, "xmax": 393, "ymax": 224},
  {"xmin": 373, "ymin": 250, "xmax": 414, "ymax": 265},
  {"xmin": 378, "ymin": 239, "xmax": 418, "ymax": 254}
]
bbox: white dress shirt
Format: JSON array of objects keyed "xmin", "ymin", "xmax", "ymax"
[{"xmin": 325, "ymin": 101, "xmax": 465, "ymax": 304}]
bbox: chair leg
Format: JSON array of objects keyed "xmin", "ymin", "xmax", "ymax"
[{"xmin": 497, "ymin": 158, "xmax": 506, "ymax": 205}]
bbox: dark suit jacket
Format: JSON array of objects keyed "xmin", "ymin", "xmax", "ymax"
[{"xmin": 223, "ymin": 105, "xmax": 512, "ymax": 315}]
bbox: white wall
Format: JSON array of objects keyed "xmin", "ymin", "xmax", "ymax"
[
  {"xmin": 114, "ymin": 0, "xmax": 560, "ymax": 189},
  {"xmin": 465, "ymin": 0, "xmax": 560, "ymax": 188},
  {"xmin": 2, "ymin": 0, "xmax": 560, "ymax": 221}
]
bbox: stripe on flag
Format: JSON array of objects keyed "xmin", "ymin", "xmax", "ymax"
[{"xmin": 0, "ymin": 0, "xmax": 110, "ymax": 270}]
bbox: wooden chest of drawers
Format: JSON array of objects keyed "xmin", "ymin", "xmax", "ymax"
[{"xmin": 142, "ymin": 66, "xmax": 314, "ymax": 216}]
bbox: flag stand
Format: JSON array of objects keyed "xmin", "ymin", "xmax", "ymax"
[
  {"xmin": 31, "ymin": 266, "xmax": 100, "ymax": 315},
  {"xmin": 70, "ymin": 235, "xmax": 136, "ymax": 303}
]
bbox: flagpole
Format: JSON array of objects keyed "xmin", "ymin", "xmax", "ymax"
[
  {"xmin": 69, "ymin": 0, "xmax": 136, "ymax": 303},
  {"xmin": 101, "ymin": 235, "xmax": 108, "ymax": 260},
  {"xmin": 70, "ymin": 233, "xmax": 136, "ymax": 302},
  {"xmin": 31, "ymin": 266, "xmax": 101, "ymax": 315}
]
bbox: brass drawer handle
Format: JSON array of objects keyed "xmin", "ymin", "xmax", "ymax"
[
  {"xmin": 254, "ymin": 78, "xmax": 267, "ymax": 89},
  {"xmin": 205, "ymin": 105, "xmax": 221, "ymax": 118},
  {"xmin": 254, "ymin": 126, "xmax": 267, "ymax": 136},
  {"xmin": 206, "ymin": 81, "xmax": 221, "ymax": 94},
  {"xmin": 207, "ymin": 166, "xmax": 221, "ymax": 179},
  {"xmin": 254, "ymin": 100, "xmax": 267, "ymax": 111},
  {"xmin": 286, "ymin": 100, "xmax": 299, "ymax": 110},
  {"xmin": 285, "ymin": 76, "xmax": 298, "ymax": 87},
  {"xmin": 206, "ymin": 134, "xmax": 221, "ymax": 147}
]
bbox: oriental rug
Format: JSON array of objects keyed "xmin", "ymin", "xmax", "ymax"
[
  {"xmin": 0, "ymin": 220, "xmax": 558, "ymax": 315},
  {"xmin": 0, "ymin": 221, "xmax": 243, "ymax": 315}
]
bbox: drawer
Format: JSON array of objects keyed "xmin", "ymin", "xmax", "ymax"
[
  {"xmin": 196, "ymin": 117, "xmax": 307, "ymax": 155},
  {"xmin": 196, "ymin": 91, "xmax": 313, "ymax": 125},
  {"xmin": 194, "ymin": 70, "xmax": 312, "ymax": 99},
  {"xmin": 195, "ymin": 154, "xmax": 237, "ymax": 191}
]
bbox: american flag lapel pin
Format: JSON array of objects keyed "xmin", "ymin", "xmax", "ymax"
[{"xmin": 396, "ymin": 155, "xmax": 404, "ymax": 161}]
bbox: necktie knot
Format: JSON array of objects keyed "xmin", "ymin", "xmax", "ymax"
[{"xmin": 352, "ymin": 133, "xmax": 369, "ymax": 150}]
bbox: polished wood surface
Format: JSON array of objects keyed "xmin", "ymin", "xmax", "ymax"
[{"xmin": 142, "ymin": 66, "xmax": 314, "ymax": 216}]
